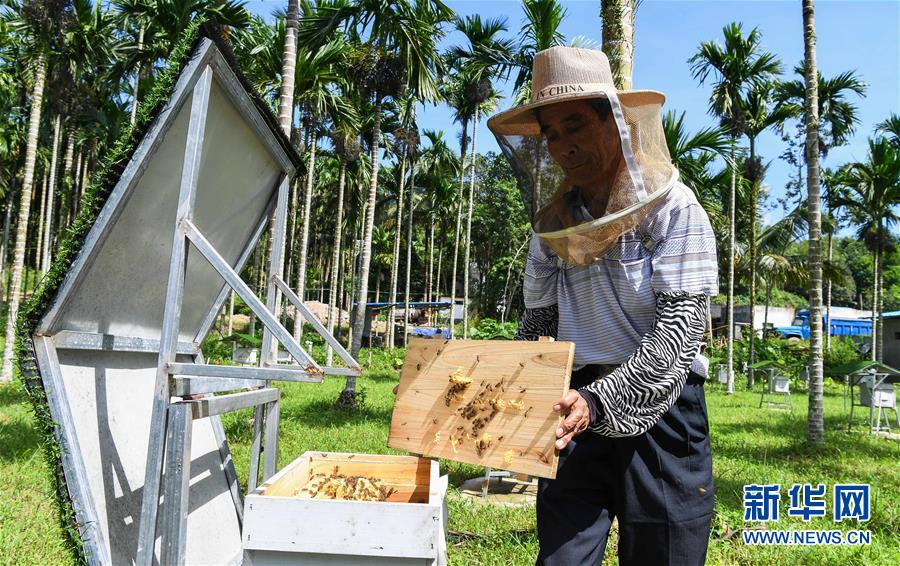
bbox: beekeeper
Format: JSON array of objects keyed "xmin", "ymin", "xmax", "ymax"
[{"xmin": 487, "ymin": 46, "xmax": 719, "ymax": 565}]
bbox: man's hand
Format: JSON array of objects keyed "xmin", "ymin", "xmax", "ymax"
[{"xmin": 553, "ymin": 389, "xmax": 590, "ymax": 450}]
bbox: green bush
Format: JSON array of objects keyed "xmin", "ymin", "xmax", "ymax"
[
  {"xmin": 824, "ymin": 336, "xmax": 864, "ymax": 370},
  {"xmin": 469, "ymin": 318, "xmax": 518, "ymax": 340},
  {"xmin": 706, "ymin": 336, "xmax": 808, "ymax": 384},
  {"xmin": 201, "ymin": 335, "xmax": 233, "ymax": 364}
]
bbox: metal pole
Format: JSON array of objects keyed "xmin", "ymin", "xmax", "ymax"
[{"xmin": 136, "ymin": 65, "xmax": 212, "ymax": 566}]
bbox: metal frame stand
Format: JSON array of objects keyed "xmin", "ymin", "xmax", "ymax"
[
  {"xmin": 134, "ymin": 64, "xmax": 361, "ymax": 566},
  {"xmin": 758, "ymin": 368, "xmax": 792, "ymax": 411}
]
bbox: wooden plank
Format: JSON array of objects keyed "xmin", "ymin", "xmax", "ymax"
[{"xmin": 388, "ymin": 338, "xmax": 574, "ymax": 479}]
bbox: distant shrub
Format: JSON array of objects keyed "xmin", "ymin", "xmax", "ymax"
[
  {"xmin": 824, "ymin": 336, "xmax": 864, "ymax": 370},
  {"xmin": 469, "ymin": 318, "xmax": 518, "ymax": 340}
]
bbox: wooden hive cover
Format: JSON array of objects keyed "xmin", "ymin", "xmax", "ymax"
[{"xmin": 389, "ymin": 339, "xmax": 575, "ymax": 478}]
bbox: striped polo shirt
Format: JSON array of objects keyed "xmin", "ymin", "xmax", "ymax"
[{"xmin": 523, "ymin": 182, "xmax": 719, "ymax": 368}]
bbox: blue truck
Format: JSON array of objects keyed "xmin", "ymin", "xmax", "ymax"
[{"xmin": 773, "ymin": 310, "xmax": 872, "ymax": 340}]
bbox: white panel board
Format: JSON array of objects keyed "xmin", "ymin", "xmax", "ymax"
[{"xmin": 55, "ymin": 349, "xmax": 242, "ymax": 564}]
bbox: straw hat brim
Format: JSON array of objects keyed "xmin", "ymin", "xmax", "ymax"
[{"xmin": 487, "ymin": 89, "xmax": 665, "ymax": 137}]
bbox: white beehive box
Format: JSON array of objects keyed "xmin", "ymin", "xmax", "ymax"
[
  {"xmin": 243, "ymin": 452, "xmax": 448, "ymax": 565},
  {"xmin": 770, "ymin": 375, "xmax": 791, "ymax": 394}
]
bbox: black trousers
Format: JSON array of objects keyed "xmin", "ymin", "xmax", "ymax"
[{"xmin": 536, "ymin": 365, "xmax": 714, "ymax": 565}]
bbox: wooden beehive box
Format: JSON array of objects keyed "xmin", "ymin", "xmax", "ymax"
[
  {"xmin": 389, "ymin": 339, "xmax": 575, "ymax": 479},
  {"xmin": 242, "ymin": 452, "xmax": 447, "ymax": 565}
]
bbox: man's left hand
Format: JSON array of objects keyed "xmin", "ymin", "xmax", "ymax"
[{"xmin": 553, "ymin": 389, "xmax": 590, "ymax": 450}]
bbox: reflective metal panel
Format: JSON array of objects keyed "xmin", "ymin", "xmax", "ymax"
[{"xmin": 49, "ymin": 77, "xmax": 280, "ymax": 345}]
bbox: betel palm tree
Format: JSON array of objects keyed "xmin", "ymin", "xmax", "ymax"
[
  {"xmin": 832, "ymin": 138, "xmax": 900, "ymax": 364},
  {"xmin": 663, "ymin": 108, "xmax": 731, "ymax": 335},
  {"xmin": 0, "ymin": 0, "xmax": 74, "ymax": 383},
  {"xmin": 801, "ymin": 0, "xmax": 827, "ymax": 443},
  {"xmin": 511, "ymin": 0, "xmax": 567, "ymax": 105},
  {"xmin": 739, "ymin": 80, "xmax": 793, "ymax": 387},
  {"xmin": 413, "ymin": 128, "xmax": 458, "ymax": 331},
  {"xmin": 291, "ymin": 37, "xmax": 357, "ymax": 342},
  {"xmin": 876, "ymin": 113, "xmax": 900, "ymax": 146},
  {"xmin": 324, "ymin": 128, "xmax": 361, "ymax": 365},
  {"xmin": 775, "ymin": 66, "xmax": 866, "ymax": 352},
  {"xmin": 299, "ymin": 0, "xmax": 451, "ymax": 407},
  {"xmin": 278, "ymin": 0, "xmax": 299, "ymax": 134},
  {"xmin": 230, "ymin": 13, "xmax": 282, "ymax": 99},
  {"xmin": 385, "ymin": 93, "xmax": 417, "ymax": 348},
  {"xmin": 689, "ymin": 22, "xmax": 781, "ymax": 394},
  {"xmin": 600, "ymin": 0, "xmax": 638, "ymax": 89},
  {"xmin": 114, "ymin": 0, "xmax": 251, "ymax": 112},
  {"xmin": 662, "ymin": 108, "xmax": 731, "ymax": 211},
  {"xmin": 448, "ymin": 14, "xmax": 513, "ymax": 338}
]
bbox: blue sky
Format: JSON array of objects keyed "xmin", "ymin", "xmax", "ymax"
[{"xmin": 246, "ymin": 0, "xmax": 900, "ymax": 227}]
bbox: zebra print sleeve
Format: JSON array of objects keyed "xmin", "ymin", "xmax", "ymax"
[
  {"xmin": 580, "ymin": 291, "xmax": 708, "ymax": 438},
  {"xmin": 514, "ymin": 304, "xmax": 559, "ymax": 341}
]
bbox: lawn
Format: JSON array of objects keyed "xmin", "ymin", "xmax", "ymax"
[{"xmin": 1, "ymin": 345, "xmax": 899, "ymax": 565}]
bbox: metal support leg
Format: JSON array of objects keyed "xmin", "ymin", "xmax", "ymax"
[
  {"xmin": 161, "ymin": 403, "xmax": 192, "ymax": 566},
  {"xmin": 248, "ymin": 404, "xmax": 264, "ymax": 492},
  {"xmin": 263, "ymin": 399, "xmax": 280, "ymax": 481}
]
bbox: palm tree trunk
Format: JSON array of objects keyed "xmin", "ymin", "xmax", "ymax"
[
  {"xmin": 0, "ymin": 197, "xmax": 13, "ymax": 295},
  {"xmin": 387, "ymin": 151, "xmax": 409, "ymax": 348},
  {"xmin": 403, "ymin": 155, "xmax": 416, "ymax": 346},
  {"xmin": 870, "ymin": 247, "xmax": 878, "ymax": 362},
  {"xmin": 228, "ymin": 290, "xmax": 235, "ymax": 336},
  {"xmin": 248, "ymin": 248, "xmax": 260, "ymax": 338},
  {"xmin": 427, "ymin": 217, "xmax": 435, "ymax": 304},
  {"xmin": 278, "ymin": 1, "xmax": 299, "ymax": 135},
  {"xmin": 601, "ymin": 0, "xmax": 636, "ymax": 90},
  {"xmin": 326, "ymin": 160, "xmax": 347, "ymax": 366},
  {"xmin": 825, "ymin": 220, "xmax": 833, "ymax": 351},
  {"xmin": 130, "ymin": 25, "xmax": 145, "ymax": 125},
  {"xmin": 35, "ymin": 173, "xmax": 47, "ymax": 275},
  {"xmin": 803, "ymin": 0, "xmax": 825, "ymax": 443},
  {"xmin": 345, "ymin": 97, "xmax": 384, "ymax": 405},
  {"xmin": 347, "ymin": 219, "xmax": 360, "ymax": 350},
  {"xmin": 876, "ymin": 227, "xmax": 884, "ymax": 362},
  {"xmin": 72, "ymin": 149, "xmax": 82, "ymax": 218},
  {"xmin": 748, "ymin": 137, "xmax": 757, "ymax": 390},
  {"xmin": 436, "ymin": 229, "xmax": 444, "ymax": 299},
  {"xmin": 450, "ymin": 119, "xmax": 469, "ymax": 337},
  {"xmin": 2, "ymin": 53, "xmax": 46, "ymax": 383},
  {"xmin": 726, "ymin": 138, "xmax": 736, "ymax": 394},
  {"xmin": 375, "ymin": 271, "xmax": 381, "ymax": 303},
  {"xmin": 60, "ymin": 130, "xmax": 75, "ymax": 233},
  {"xmin": 42, "ymin": 115, "xmax": 62, "ymax": 271},
  {"xmin": 462, "ymin": 107, "xmax": 479, "ymax": 339},
  {"xmin": 294, "ymin": 127, "xmax": 317, "ymax": 341}
]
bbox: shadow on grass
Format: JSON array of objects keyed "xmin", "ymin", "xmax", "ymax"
[
  {"xmin": 0, "ymin": 411, "xmax": 42, "ymax": 463},
  {"xmin": 713, "ymin": 416, "xmax": 900, "ymax": 464},
  {"xmin": 279, "ymin": 397, "xmax": 393, "ymax": 428},
  {"xmin": 0, "ymin": 383, "xmax": 26, "ymax": 408},
  {"xmin": 361, "ymin": 368, "xmax": 401, "ymax": 383}
]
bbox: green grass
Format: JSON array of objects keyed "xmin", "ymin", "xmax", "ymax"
[{"xmin": 1, "ymin": 346, "xmax": 899, "ymax": 564}]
